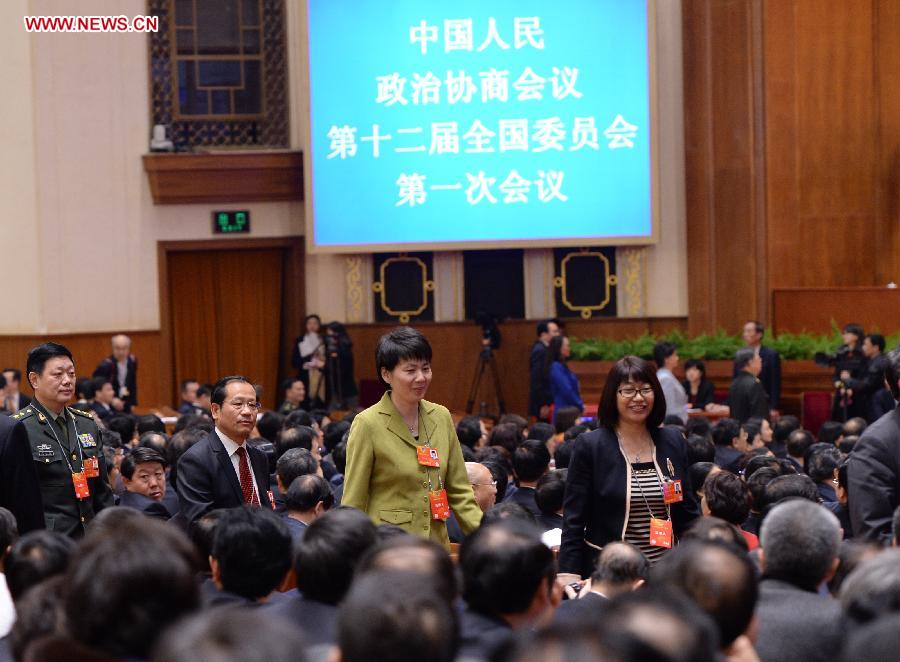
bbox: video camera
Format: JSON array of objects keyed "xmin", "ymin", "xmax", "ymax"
[{"xmin": 475, "ymin": 312, "xmax": 502, "ymax": 351}]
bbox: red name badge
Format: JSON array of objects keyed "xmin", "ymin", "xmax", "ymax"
[
  {"xmin": 649, "ymin": 517, "xmax": 673, "ymax": 548},
  {"xmin": 72, "ymin": 472, "xmax": 90, "ymax": 500},
  {"xmin": 267, "ymin": 490, "xmax": 277, "ymax": 510},
  {"xmin": 83, "ymin": 457, "xmax": 100, "ymax": 479},
  {"xmin": 416, "ymin": 445, "xmax": 441, "ymax": 468},
  {"xmin": 663, "ymin": 479, "xmax": 684, "ymax": 505},
  {"xmin": 429, "ymin": 489, "xmax": 450, "ymax": 520}
]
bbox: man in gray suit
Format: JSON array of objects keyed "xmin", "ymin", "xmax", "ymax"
[{"xmin": 755, "ymin": 499, "xmax": 842, "ymax": 662}]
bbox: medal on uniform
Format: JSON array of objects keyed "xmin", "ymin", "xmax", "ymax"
[
  {"xmin": 428, "ymin": 489, "xmax": 450, "ymax": 520},
  {"xmin": 77, "ymin": 433, "xmax": 96, "ymax": 448},
  {"xmin": 649, "ymin": 517, "xmax": 673, "ymax": 548},
  {"xmin": 83, "ymin": 457, "xmax": 100, "ymax": 479},
  {"xmin": 72, "ymin": 472, "xmax": 90, "ymax": 499},
  {"xmin": 416, "ymin": 445, "xmax": 440, "ymax": 468}
]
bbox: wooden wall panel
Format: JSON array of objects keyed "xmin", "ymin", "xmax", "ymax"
[
  {"xmin": 875, "ymin": 0, "xmax": 900, "ymax": 285},
  {"xmin": 0, "ymin": 331, "xmax": 162, "ymax": 408},
  {"xmin": 772, "ymin": 287, "xmax": 900, "ymax": 336},
  {"xmin": 345, "ymin": 318, "xmax": 687, "ymax": 416}
]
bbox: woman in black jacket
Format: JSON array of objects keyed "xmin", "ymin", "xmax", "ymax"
[
  {"xmin": 559, "ymin": 356, "xmax": 700, "ymax": 580},
  {"xmin": 681, "ymin": 358, "xmax": 716, "ymax": 410}
]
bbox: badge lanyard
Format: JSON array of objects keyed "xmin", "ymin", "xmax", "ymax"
[
  {"xmin": 414, "ymin": 407, "xmax": 449, "ymax": 521},
  {"xmin": 35, "ymin": 405, "xmax": 90, "ymax": 499},
  {"xmin": 418, "ymin": 410, "xmax": 445, "ymax": 495},
  {"xmin": 619, "ymin": 440, "xmax": 671, "ymax": 522}
]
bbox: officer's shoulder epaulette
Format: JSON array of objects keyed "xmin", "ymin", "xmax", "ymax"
[
  {"xmin": 10, "ymin": 408, "xmax": 34, "ymax": 421},
  {"xmin": 68, "ymin": 407, "xmax": 94, "ymax": 419}
]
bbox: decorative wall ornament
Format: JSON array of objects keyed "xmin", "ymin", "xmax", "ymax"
[
  {"xmin": 372, "ymin": 254, "xmax": 435, "ymax": 323},
  {"xmin": 616, "ymin": 247, "xmax": 647, "ymax": 317},
  {"xmin": 553, "ymin": 248, "xmax": 618, "ymax": 319},
  {"xmin": 344, "ymin": 256, "xmax": 364, "ymax": 322}
]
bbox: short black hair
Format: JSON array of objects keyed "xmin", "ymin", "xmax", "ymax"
[
  {"xmin": 332, "ymin": 439, "xmax": 348, "ymax": 474},
  {"xmin": 763, "ymin": 474, "xmax": 820, "ymax": 509},
  {"xmin": 488, "ymin": 423, "xmax": 522, "ymax": 455},
  {"xmin": 276, "ymin": 447, "xmax": 318, "ymax": 487},
  {"xmin": 513, "ymin": 439, "xmax": 550, "ymax": 483},
  {"xmin": 284, "ymin": 474, "xmax": 333, "ymax": 512},
  {"xmin": 734, "ymin": 348, "xmax": 757, "ymax": 371},
  {"xmin": 107, "ymin": 414, "xmax": 137, "ymax": 443},
  {"xmin": 686, "ymin": 417, "xmax": 712, "ymax": 440},
  {"xmin": 2, "ymin": 368, "xmax": 22, "ymax": 382},
  {"xmin": 597, "ymin": 356, "xmax": 666, "ymax": 431},
  {"xmin": 686, "ymin": 434, "xmax": 716, "ymax": 464},
  {"xmin": 120, "ymin": 447, "xmax": 168, "ymax": 480},
  {"xmin": 65, "ymin": 518, "xmax": 198, "ymax": 658},
  {"xmin": 746, "ymin": 466, "xmax": 781, "ymax": 511},
  {"xmin": 553, "ymin": 439, "xmax": 575, "ymax": 469},
  {"xmin": 528, "ymin": 422, "xmax": 555, "ymax": 443},
  {"xmin": 281, "ymin": 376, "xmax": 302, "ymax": 394},
  {"xmin": 75, "ymin": 376, "xmax": 92, "ymax": 400},
  {"xmin": 786, "ymin": 429, "xmax": 815, "ymax": 459},
  {"xmin": 689, "ymin": 462, "xmax": 717, "ymax": 499},
  {"xmin": 0, "ymin": 508, "xmax": 18, "ymax": 560},
  {"xmin": 283, "ymin": 408, "xmax": 313, "ymax": 428},
  {"xmin": 179, "ymin": 378, "xmax": 198, "ymax": 394},
  {"xmin": 591, "ymin": 541, "xmax": 649, "ymax": 585},
  {"xmin": 703, "ymin": 471, "xmax": 752, "ymax": 525},
  {"xmin": 817, "ymin": 421, "xmax": 844, "ymax": 445},
  {"xmin": 26, "ymin": 342, "xmax": 74, "ymax": 378},
  {"xmin": 712, "ymin": 418, "xmax": 741, "ymax": 447},
  {"xmin": 357, "ymin": 535, "xmax": 457, "ymax": 605},
  {"xmin": 323, "ymin": 419, "xmax": 351, "ymax": 453},
  {"xmin": 480, "ymin": 501, "xmax": 537, "ymax": 527},
  {"xmin": 843, "ymin": 417, "xmax": 867, "ymax": 438},
  {"xmin": 652, "ymin": 341, "xmax": 678, "ymax": 368},
  {"xmin": 746, "ymin": 320, "xmax": 764, "ymax": 336},
  {"xmin": 338, "ymin": 570, "xmax": 457, "ymax": 662},
  {"xmin": 865, "ymin": 333, "xmax": 886, "ymax": 352},
  {"xmin": 839, "ymin": 434, "xmax": 860, "ymax": 454},
  {"xmin": 682, "ymin": 516, "xmax": 749, "ymax": 553},
  {"xmin": 535, "ymin": 320, "xmax": 551, "ymax": 336},
  {"xmin": 375, "ymin": 327, "xmax": 432, "ymax": 379},
  {"xmin": 212, "ymin": 506, "xmax": 292, "ymax": 600},
  {"xmin": 683, "ymin": 358, "xmax": 706, "ymax": 375},
  {"xmin": 8, "ymin": 575, "xmax": 65, "ymax": 662},
  {"xmin": 535, "ymin": 469, "xmax": 567, "ymax": 516},
  {"xmin": 842, "ymin": 323, "xmax": 864, "ymax": 340},
  {"xmin": 90, "ymin": 376, "xmax": 110, "ymax": 398},
  {"xmin": 650, "ymin": 540, "xmax": 757, "ymax": 647},
  {"xmin": 294, "ymin": 507, "xmax": 378, "ymax": 604},
  {"xmin": 480, "ymin": 460, "xmax": 508, "ymax": 502},
  {"xmin": 256, "ymin": 411, "xmax": 284, "ymax": 444},
  {"xmin": 276, "ymin": 424, "xmax": 316, "ymax": 459},
  {"xmin": 563, "ymin": 424, "xmax": 588, "ymax": 441},
  {"xmin": 554, "ymin": 406, "xmax": 582, "ymax": 434},
  {"xmin": 805, "ymin": 444, "xmax": 843, "ymax": 483},
  {"xmin": 456, "ymin": 416, "xmax": 483, "ymax": 449},
  {"xmin": 460, "ymin": 520, "xmax": 554, "ymax": 616},
  {"xmin": 189, "ymin": 509, "xmax": 227, "ymax": 574},
  {"xmin": 210, "ymin": 375, "xmax": 254, "ymax": 407},
  {"xmin": 742, "ymin": 454, "xmax": 780, "ymax": 481},
  {"xmin": 773, "ymin": 415, "xmax": 800, "ymax": 443},
  {"xmin": 137, "ymin": 414, "xmax": 166, "ymax": 435}
]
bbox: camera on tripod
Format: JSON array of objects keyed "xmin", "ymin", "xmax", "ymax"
[
  {"xmin": 475, "ymin": 312, "xmax": 502, "ymax": 356},
  {"xmin": 466, "ymin": 312, "xmax": 506, "ymax": 417}
]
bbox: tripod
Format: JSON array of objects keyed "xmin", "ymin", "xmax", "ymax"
[{"xmin": 465, "ymin": 340, "xmax": 506, "ymax": 417}]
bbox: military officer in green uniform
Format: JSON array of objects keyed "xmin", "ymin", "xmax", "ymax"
[{"xmin": 3, "ymin": 342, "xmax": 114, "ymax": 536}]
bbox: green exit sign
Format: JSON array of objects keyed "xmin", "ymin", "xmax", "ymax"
[{"xmin": 213, "ymin": 210, "xmax": 251, "ymax": 234}]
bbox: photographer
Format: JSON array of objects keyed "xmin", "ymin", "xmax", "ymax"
[
  {"xmin": 842, "ymin": 334, "xmax": 893, "ymax": 423},
  {"xmin": 325, "ymin": 322, "xmax": 358, "ymax": 410},
  {"xmin": 820, "ymin": 324, "xmax": 867, "ymax": 421}
]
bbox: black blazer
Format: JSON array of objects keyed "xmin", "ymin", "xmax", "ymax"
[
  {"xmin": 0, "ymin": 414, "xmax": 44, "ymax": 533},
  {"xmin": 681, "ymin": 379, "xmax": 716, "ymax": 409},
  {"xmin": 847, "ymin": 406, "xmax": 900, "ymax": 542},
  {"xmin": 176, "ymin": 430, "xmax": 272, "ymax": 529},
  {"xmin": 559, "ymin": 426, "xmax": 700, "ymax": 577},
  {"xmin": 92, "ymin": 355, "xmax": 138, "ymax": 410}
]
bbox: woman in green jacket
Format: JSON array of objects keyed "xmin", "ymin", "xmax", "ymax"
[{"xmin": 343, "ymin": 327, "xmax": 482, "ymax": 547}]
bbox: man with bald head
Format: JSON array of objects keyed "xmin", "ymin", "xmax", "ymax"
[{"xmin": 93, "ymin": 334, "xmax": 137, "ymax": 412}]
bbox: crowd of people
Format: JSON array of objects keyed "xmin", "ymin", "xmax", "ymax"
[{"xmin": 0, "ymin": 321, "xmax": 897, "ymax": 661}]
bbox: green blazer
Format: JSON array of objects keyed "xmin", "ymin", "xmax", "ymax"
[{"xmin": 343, "ymin": 392, "xmax": 482, "ymax": 546}]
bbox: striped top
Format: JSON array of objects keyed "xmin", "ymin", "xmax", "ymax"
[{"xmin": 623, "ymin": 461, "xmax": 669, "ymax": 565}]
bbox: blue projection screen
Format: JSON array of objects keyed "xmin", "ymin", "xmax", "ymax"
[{"xmin": 304, "ymin": 0, "xmax": 656, "ymax": 253}]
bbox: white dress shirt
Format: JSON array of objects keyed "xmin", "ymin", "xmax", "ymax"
[{"xmin": 215, "ymin": 428, "xmax": 260, "ymax": 502}]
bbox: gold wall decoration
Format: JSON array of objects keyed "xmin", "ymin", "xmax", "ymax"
[
  {"xmin": 345, "ymin": 256, "xmax": 364, "ymax": 322},
  {"xmin": 372, "ymin": 255, "xmax": 435, "ymax": 323},
  {"xmin": 553, "ymin": 249, "xmax": 618, "ymax": 319},
  {"xmin": 616, "ymin": 247, "xmax": 646, "ymax": 317}
]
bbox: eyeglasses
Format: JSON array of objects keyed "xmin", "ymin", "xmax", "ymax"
[
  {"xmin": 617, "ymin": 387, "xmax": 654, "ymax": 399},
  {"xmin": 227, "ymin": 400, "xmax": 261, "ymax": 412},
  {"xmin": 472, "ymin": 481, "xmax": 497, "ymax": 488}
]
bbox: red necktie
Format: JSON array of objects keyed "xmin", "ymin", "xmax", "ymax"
[{"xmin": 236, "ymin": 446, "xmax": 260, "ymax": 506}]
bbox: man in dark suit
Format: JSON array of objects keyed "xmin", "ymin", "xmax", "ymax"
[
  {"xmin": 728, "ymin": 349, "xmax": 770, "ymax": 423},
  {"xmin": 177, "ymin": 376, "xmax": 272, "ymax": 530},
  {"xmin": 509, "ymin": 440, "xmax": 549, "ymax": 517},
  {"xmin": 555, "ymin": 541, "xmax": 647, "ymax": 625},
  {"xmin": 528, "ymin": 319, "xmax": 560, "ymax": 420},
  {"xmin": 87, "ymin": 377, "xmax": 116, "ymax": 422},
  {"xmin": 755, "ymin": 499, "xmax": 843, "ymax": 662},
  {"xmin": 712, "ymin": 418, "xmax": 747, "ymax": 475},
  {"xmin": 92, "ymin": 334, "xmax": 137, "ymax": 412},
  {"xmin": 117, "ymin": 447, "xmax": 173, "ymax": 519},
  {"xmin": 2, "ymin": 369, "xmax": 31, "ymax": 414},
  {"xmin": 734, "ymin": 321, "xmax": 782, "ymax": 412},
  {"xmin": 847, "ymin": 346, "xmax": 900, "ymax": 543},
  {"xmin": 177, "ymin": 379, "xmax": 200, "ymax": 416}
]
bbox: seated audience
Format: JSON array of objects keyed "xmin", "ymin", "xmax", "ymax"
[
  {"xmin": 4, "ymin": 530, "xmax": 75, "ymax": 602},
  {"xmin": 267, "ymin": 507, "xmax": 377, "ymax": 650},
  {"xmin": 755, "ymin": 499, "xmax": 843, "ymax": 662},
  {"xmin": 827, "ymin": 540, "xmax": 882, "ymax": 596},
  {"xmin": 842, "ymin": 416, "xmax": 867, "ymax": 438},
  {"xmin": 7, "ymin": 576, "xmax": 66, "ymax": 661},
  {"xmin": 283, "ymin": 473, "xmax": 334, "ymax": 542},
  {"xmin": 177, "ymin": 379, "xmax": 201, "ymax": 416},
  {"xmin": 489, "ymin": 422, "xmax": 522, "ymax": 456},
  {"xmin": 555, "ymin": 541, "xmax": 648, "ymax": 626},
  {"xmin": 818, "ymin": 420, "xmax": 844, "ymax": 446},
  {"xmin": 728, "ymin": 348, "xmax": 770, "ymax": 423},
  {"xmin": 805, "ymin": 444, "xmax": 843, "ymax": 504},
  {"xmin": 838, "ymin": 434, "xmax": 860, "ymax": 454},
  {"xmin": 458, "ymin": 520, "xmax": 559, "ymax": 661},
  {"xmin": 467, "ymin": 462, "xmax": 498, "ymax": 514},
  {"xmin": 88, "ymin": 376, "xmax": 116, "ymax": 421},
  {"xmin": 770, "ymin": 415, "xmax": 800, "ymax": 459},
  {"xmin": 0, "ymin": 508, "xmax": 17, "ymax": 638},
  {"xmin": 786, "ymin": 428, "xmax": 815, "ymax": 472},
  {"xmin": 839, "ymin": 549, "xmax": 900, "ymax": 632},
  {"xmin": 682, "ymin": 358, "xmax": 716, "ymax": 410},
  {"xmin": 204, "ymin": 506, "xmax": 291, "ymax": 607},
  {"xmin": 137, "ymin": 414, "xmax": 166, "ymax": 435},
  {"xmin": 552, "ymin": 438, "xmax": 574, "ymax": 470},
  {"xmin": 151, "ymin": 605, "xmax": 308, "ymax": 662},
  {"xmin": 118, "ymin": 447, "xmax": 172, "ymax": 519},
  {"xmin": 712, "ymin": 417, "xmax": 747, "ymax": 474},
  {"xmin": 702, "ymin": 471, "xmax": 758, "ymax": 549},
  {"xmin": 278, "ymin": 376, "xmax": 306, "ymax": 415},
  {"xmin": 256, "ymin": 410, "xmax": 284, "ymax": 445},
  {"xmin": 745, "ymin": 466, "xmax": 781, "ymax": 535},
  {"xmin": 534, "ymin": 469, "xmax": 566, "ymax": 535},
  {"xmin": 274, "ymin": 447, "xmax": 320, "ymax": 513},
  {"xmin": 682, "ymin": 516, "xmax": 749, "ymax": 552},
  {"xmin": 689, "ymin": 461, "xmax": 720, "ymax": 503},
  {"xmin": 509, "ymin": 439, "xmax": 550, "ymax": 516},
  {"xmin": 763, "ymin": 474, "xmax": 820, "ymax": 509},
  {"xmin": 651, "ymin": 540, "xmax": 758, "ymax": 655},
  {"xmin": 480, "ymin": 502, "xmax": 537, "ymax": 528},
  {"xmin": 457, "ymin": 415, "xmax": 488, "ymax": 451},
  {"xmin": 686, "ymin": 433, "xmax": 716, "ymax": 465},
  {"xmin": 527, "ymin": 421, "xmax": 555, "ymax": 445},
  {"xmin": 357, "ymin": 535, "xmax": 457, "ymax": 605},
  {"xmin": 498, "ymin": 414, "xmax": 529, "ymax": 440}
]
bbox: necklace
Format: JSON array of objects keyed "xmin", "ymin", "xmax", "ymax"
[{"xmin": 616, "ymin": 431, "xmax": 652, "ymax": 463}]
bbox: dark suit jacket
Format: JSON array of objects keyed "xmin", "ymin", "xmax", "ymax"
[
  {"xmin": 92, "ymin": 355, "xmax": 138, "ymax": 410},
  {"xmin": 89, "ymin": 401, "xmax": 115, "ymax": 421},
  {"xmin": 847, "ymin": 406, "xmax": 900, "ymax": 542},
  {"xmin": 681, "ymin": 379, "xmax": 716, "ymax": 409},
  {"xmin": 554, "ymin": 591, "xmax": 609, "ymax": 625},
  {"xmin": 176, "ymin": 430, "xmax": 272, "ymax": 529},
  {"xmin": 727, "ymin": 372, "xmax": 770, "ymax": 423},
  {"xmin": 714, "ymin": 445, "xmax": 744, "ymax": 474},
  {"xmin": 508, "ymin": 485, "xmax": 541, "ymax": 517},
  {"xmin": 733, "ymin": 346, "xmax": 781, "ymax": 408},
  {"xmin": 559, "ymin": 427, "xmax": 700, "ymax": 577},
  {"xmin": 458, "ymin": 604, "xmax": 512, "ymax": 661},
  {"xmin": 0, "ymin": 414, "xmax": 44, "ymax": 532},
  {"xmin": 754, "ymin": 578, "xmax": 842, "ymax": 662},
  {"xmin": 266, "ymin": 594, "xmax": 339, "ymax": 647},
  {"xmin": 117, "ymin": 490, "xmax": 171, "ymax": 519}
]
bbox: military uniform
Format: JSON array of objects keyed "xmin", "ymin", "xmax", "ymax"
[{"xmin": 5, "ymin": 401, "xmax": 114, "ymax": 536}]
